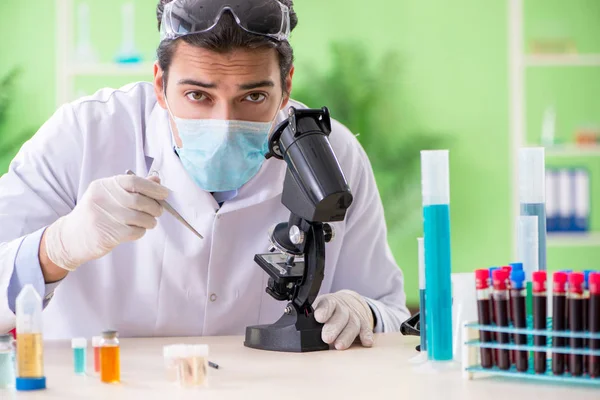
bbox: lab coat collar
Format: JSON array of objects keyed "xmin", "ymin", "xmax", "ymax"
[{"xmin": 143, "ymin": 101, "xmax": 287, "ymax": 217}]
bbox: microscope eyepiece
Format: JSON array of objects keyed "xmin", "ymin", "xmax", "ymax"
[{"xmin": 268, "ymin": 107, "xmax": 353, "ymax": 222}]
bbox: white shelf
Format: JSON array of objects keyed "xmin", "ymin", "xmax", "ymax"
[
  {"xmin": 67, "ymin": 62, "xmax": 155, "ymax": 77},
  {"xmin": 526, "ymin": 54, "xmax": 600, "ymax": 67},
  {"xmin": 548, "ymin": 232, "xmax": 600, "ymax": 247},
  {"xmin": 544, "ymin": 144, "xmax": 600, "ymax": 157}
]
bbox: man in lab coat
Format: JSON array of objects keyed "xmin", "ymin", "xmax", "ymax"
[{"xmin": 0, "ymin": 0, "xmax": 410, "ymax": 348}]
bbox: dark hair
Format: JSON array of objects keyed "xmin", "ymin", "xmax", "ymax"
[{"xmin": 156, "ymin": 0, "xmax": 298, "ymax": 93}]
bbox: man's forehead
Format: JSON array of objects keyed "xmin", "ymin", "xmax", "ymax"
[{"xmin": 171, "ymin": 42, "xmax": 279, "ymax": 77}]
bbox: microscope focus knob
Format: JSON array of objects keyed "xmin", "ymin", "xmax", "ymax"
[
  {"xmin": 289, "ymin": 225, "xmax": 305, "ymax": 246},
  {"xmin": 323, "ymin": 224, "xmax": 335, "ymax": 243}
]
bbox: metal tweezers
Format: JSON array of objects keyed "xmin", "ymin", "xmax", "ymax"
[{"xmin": 126, "ymin": 170, "xmax": 204, "ymax": 239}]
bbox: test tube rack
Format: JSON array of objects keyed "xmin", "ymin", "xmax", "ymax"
[{"xmin": 462, "ymin": 319, "xmax": 600, "ymax": 386}]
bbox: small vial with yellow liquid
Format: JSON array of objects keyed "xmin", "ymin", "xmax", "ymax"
[
  {"xmin": 99, "ymin": 330, "xmax": 120, "ymax": 384},
  {"xmin": 15, "ymin": 284, "xmax": 46, "ymax": 391}
]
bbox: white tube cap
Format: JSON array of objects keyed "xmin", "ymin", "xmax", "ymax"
[
  {"xmin": 191, "ymin": 344, "xmax": 209, "ymax": 357},
  {"xmin": 164, "ymin": 344, "xmax": 184, "ymax": 358},
  {"xmin": 163, "ymin": 344, "xmax": 209, "ymax": 358},
  {"xmin": 15, "ymin": 284, "xmax": 43, "ymax": 333},
  {"xmin": 72, "ymin": 337, "xmax": 87, "ymax": 349},
  {"xmin": 421, "ymin": 150, "xmax": 450, "ymax": 205},
  {"xmin": 92, "ymin": 336, "xmax": 102, "ymax": 347},
  {"xmin": 519, "ymin": 147, "xmax": 545, "ymax": 204},
  {"xmin": 417, "ymin": 237, "xmax": 425, "ymax": 290}
]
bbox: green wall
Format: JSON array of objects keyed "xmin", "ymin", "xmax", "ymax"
[
  {"xmin": 291, "ymin": 0, "xmax": 511, "ymax": 305},
  {"xmin": 1, "ymin": 1, "xmax": 597, "ymax": 307}
]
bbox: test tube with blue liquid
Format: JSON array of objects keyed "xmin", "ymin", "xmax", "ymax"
[
  {"xmin": 417, "ymin": 237, "xmax": 426, "ymax": 353},
  {"xmin": 519, "ymin": 148, "xmax": 546, "ymax": 271},
  {"xmin": 72, "ymin": 338, "xmax": 87, "ymax": 375},
  {"xmin": 421, "ymin": 150, "xmax": 453, "ymax": 361}
]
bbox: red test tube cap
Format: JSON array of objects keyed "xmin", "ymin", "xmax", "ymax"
[
  {"xmin": 553, "ymin": 272, "xmax": 568, "ymax": 293},
  {"xmin": 475, "ymin": 269, "xmax": 489, "ymax": 290},
  {"xmin": 492, "ymin": 269, "xmax": 508, "ymax": 290},
  {"xmin": 569, "ymin": 272, "xmax": 585, "ymax": 294},
  {"xmin": 532, "ymin": 271, "xmax": 547, "ymax": 293},
  {"xmin": 590, "ymin": 272, "xmax": 600, "ymax": 295},
  {"xmin": 501, "ymin": 266, "xmax": 512, "ymax": 288}
]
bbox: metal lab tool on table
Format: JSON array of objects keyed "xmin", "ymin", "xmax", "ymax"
[{"xmin": 125, "ymin": 170, "xmax": 203, "ymax": 239}]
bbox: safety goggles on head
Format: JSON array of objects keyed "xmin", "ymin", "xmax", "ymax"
[{"xmin": 160, "ymin": 0, "xmax": 291, "ymax": 42}]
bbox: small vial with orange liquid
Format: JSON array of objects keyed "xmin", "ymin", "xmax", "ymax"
[
  {"xmin": 15, "ymin": 285, "xmax": 46, "ymax": 391},
  {"xmin": 99, "ymin": 330, "xmax": 120, "ymax": 384}
]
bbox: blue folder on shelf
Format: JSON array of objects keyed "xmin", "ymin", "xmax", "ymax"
[
  {"xmin": 545, "ymin": 168, "xmax": 559, "ymax": 232},
  {"xmin": 573, "ymin": 167, "xmax": 590, "ymax": 232}
]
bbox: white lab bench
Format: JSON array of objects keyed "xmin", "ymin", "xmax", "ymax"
[{"xmin": 3, "ymin": 333, "xmax": 598, "ymax": 399}]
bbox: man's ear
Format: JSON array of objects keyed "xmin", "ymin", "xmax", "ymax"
[
  {"xmin": 281, "ymin": 65, "xmax": 295, "ymax": 110},
  {"xmin": 153, "ymin": 62, "xmax": 167, "ymax": 109}
]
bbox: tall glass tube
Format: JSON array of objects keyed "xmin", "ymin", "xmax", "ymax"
[
  {"xmin": 417, "ymin": 237, "xmax": 426, "ymax": 353},
  {"xmin": 74, "ymin": 2, "xmax": 98, "ymax": 63},
  {"xmin": 421, "ymin": 150, "xmax": 452, "ymax": 361},
  {"xmin": 519, "ymin": 148, "xmax": 546, "ymax": 271},
  {"xmin": 116, "ymin": 2, "xmax": 142, "ymax": 63},
  {"xmin": 517, "ymin": 215, "xmax": 538, "ymax": 317}
]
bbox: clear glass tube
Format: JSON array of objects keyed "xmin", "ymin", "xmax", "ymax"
[
  {"xmin": 417, "ymin": 237, "xmax": 426, "ymax": 353},
  {"xmin": 517, "ymin": 215, "xmax": 539, "ymax": 280},
  {"xmin": 519, "ymin": 147, "xmax": 546, "ymax": 271},
  {"xmin": 421, "ymin": 150, "xmax": 452, "ymax": 361}
]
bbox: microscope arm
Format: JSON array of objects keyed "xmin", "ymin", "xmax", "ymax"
[{"xmin": 292, "ymin": 222, "xmax": 325, "ymax": 313}]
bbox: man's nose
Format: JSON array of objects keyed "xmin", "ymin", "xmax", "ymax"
[{"xmin": 210, "ymin": 103, "xmax": 235, "ymax": 120}]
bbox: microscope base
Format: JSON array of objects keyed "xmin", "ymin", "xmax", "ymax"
[{"xmin": 244, "ymin": 311, "xmax": 329, "ymax": 352}]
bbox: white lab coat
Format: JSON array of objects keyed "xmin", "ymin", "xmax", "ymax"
[{"xmin": 0, "ymin": 82, "xmax": 409, "ymax": 339}]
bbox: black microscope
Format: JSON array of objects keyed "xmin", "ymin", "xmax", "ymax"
[{"xmin": 244, "ymin": 107, "xmax": 354, "ymax": 353}]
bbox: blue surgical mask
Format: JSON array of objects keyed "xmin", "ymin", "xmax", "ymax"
[{"xmin": 164, "ymin": 95, "xmax": 280, "ymax": 192}]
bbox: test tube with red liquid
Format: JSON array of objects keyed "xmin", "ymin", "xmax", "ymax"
[
  {"xmin": 502, "ymin": 265, "xmax": 513, "ymax": 325},
  {"xmin": 502, "ymin": 265, "xmax": 516, "ymax": 365},
  {"xmin": 568, "ymin": 272, "xmax": 585, "ymax": 376},
  {"xmin": 583, "ymin": 270, "xmax": 592, "ymax": 375},
  {"xmin": 493, "ymin": 269, "xmax": 511, "ymax": 370},
  {"xmin": 532, "ymin": 271, "xmax": 547, "ymax": 374},
  {"xmin": 510, "ymin": 268, "xmax": 528, "ymax": 372},
  {"xmin": 475, "ymin": 269, "xmax": 493, "ymax": 369},
  {"xmin": 488, "ymin": 267, "xmax": 499, "ymax": 321},
  {"xmin": 552, "ymin": 272, "xmax": 568, "ymax": 375},
  {"xmin": 92, "ymin": 336, "xmax": 102, "ymax": 373},
  {"xmin": 488, "ymin": 266, "xmax": 499, "ymax": 366},
  {"xmin": 589, "ymin": 272, "xmax": 600, "ymax": 378}
]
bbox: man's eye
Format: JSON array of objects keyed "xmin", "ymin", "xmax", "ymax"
[
  {"xmin": 245, "ymin": 93, "xmax": 266, "ymax": 103},
  {"xmin": 186, "ymin": 92, "xmax": 207, "ymax": 102}
]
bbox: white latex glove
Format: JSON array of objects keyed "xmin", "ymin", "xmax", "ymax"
[
  {"xmin": 45, "ymin": 174, "xmax": 169, "ymax": 271},
  {"xmin": 313, "ymin": 289, "xmax": 375, "ymax": 350}
]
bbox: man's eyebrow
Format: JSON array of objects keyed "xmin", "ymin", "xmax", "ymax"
[
  {"xmin": 238, "ymin": 80, "xmax": 275, "ymax": 90},
  {"xmin": 178, "ymin": 79, "xmax": 217, "ymax": 89}
]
